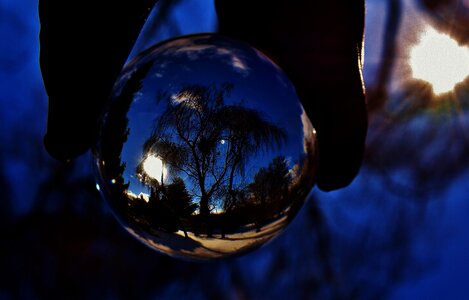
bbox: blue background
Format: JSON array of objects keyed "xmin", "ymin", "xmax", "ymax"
[{"xmin": 1, "ymin": 0, "xmax": 468, "ymax": 299}]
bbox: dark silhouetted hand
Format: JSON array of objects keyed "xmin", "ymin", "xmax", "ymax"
[
  {"xmin": 215, "ymin": 1, "xmax": 367, "ymax": 191},
  {"xmin": 39, "ymin": 0, "xmax": 367, "ymax": 191}
]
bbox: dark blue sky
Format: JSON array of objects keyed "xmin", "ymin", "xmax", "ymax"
[{"xmin": 118, "ymin": 35, "xmax": 307, "ymax": 201}]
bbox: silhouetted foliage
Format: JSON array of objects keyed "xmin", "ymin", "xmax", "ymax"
[
  {"xmin": 143, "ymin": 83, "xmax": 287, "ymax": 219},
  {"xmin": 248, "ymin": 156, "xmax": 291, "ymax": 230},
  {"xmin": 145, "ymin": 177, "xmax": 198, "ymax": 235},
  {"xmin": 97, "ymin": 60, "xmax": 154, "ymax": 209}
]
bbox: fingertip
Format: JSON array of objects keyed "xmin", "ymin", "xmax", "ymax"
[
  {"xmin": 316, "ymin": 150, "xmax": 364, "ymax": 191},
  {"xmin": 314, "ymin": 104, "xmax": 367, "ymax": 192},
  {"xmin": 43, "ymin": 131, "xmax": 90, "ymax": 162}
]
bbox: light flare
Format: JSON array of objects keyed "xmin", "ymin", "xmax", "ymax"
[
  {"xmin": 142, "ymin": 154, "xmax": 167, "ymax": 182},
  {"xmin": 409, "ymin": 26, "xmax": 469, "ymax": 95}
]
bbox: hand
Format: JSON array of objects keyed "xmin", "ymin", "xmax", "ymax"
[
  {"xmin": 39, "ymin": 0, "xmax": 157, "ymax": 161},
  {"xmin": 39, "ymin": 0, "xmax": 367, "ymax": 191},
  {"xmin": 216, "ymin": 1, "xmax": 367, "ymax": 191}
]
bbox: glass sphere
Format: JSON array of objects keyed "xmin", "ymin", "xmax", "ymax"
[{"xmin": 94, "ymin": 34, "xmax": 318, "ymax": 261}]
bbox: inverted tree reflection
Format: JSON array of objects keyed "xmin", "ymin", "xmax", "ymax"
[
  {"xmin": 142, "ymin": 84, "xmax": 286, "ymax": 216},
  {"xmin": 133, "ymin": 83, "xmax": 294, "ymax": 236}
]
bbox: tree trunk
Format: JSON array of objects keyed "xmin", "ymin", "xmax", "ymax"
[
  {"xmin": 199, "ymin": 195, "xmax": 212, "ymax": 237},
  {"xmin": 199, "ymin": 195, "xmax": 210, "ymax": 217}
]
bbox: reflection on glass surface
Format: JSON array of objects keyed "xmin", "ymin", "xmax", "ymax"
[
  {"xmin": 141, "ymin": 154, "xmax": 167, "ymax": 183},
  {"xmin": 94, "ymin": 34, "xmax": 318, "ymax": 261}
]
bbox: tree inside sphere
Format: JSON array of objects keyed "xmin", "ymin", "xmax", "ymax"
[{"xmin": 94, "ymin": 34, "xmax": 318, "ymax": 261}]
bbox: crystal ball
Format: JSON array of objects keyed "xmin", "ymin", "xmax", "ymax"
[{"xmin": 94, "ymin": 34, "xmax": 318, "ymax": 261}]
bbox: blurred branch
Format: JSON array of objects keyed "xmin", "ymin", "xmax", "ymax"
[{"xmin": 367, "ymin": 0, "xmax": 402, "ymax": 112}]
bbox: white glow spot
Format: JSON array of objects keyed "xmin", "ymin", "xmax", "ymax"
[
  {"xmin": 143, "ymin": 155, "xmax": 167, "ymax": 181},
  {"xmin": 220, "ymin": 139, "xmax": 226, "ymax": 145},
  {"xmin": 126, "ymin": 190, "xmax": 150, "ymax": 203},
  {"xmin": 95, "ymin": 183, "xmax": 101, "ymax": 191},
  {"xmin": 409, "ymin": 26, "xmax": 469, "ymax": 95}
]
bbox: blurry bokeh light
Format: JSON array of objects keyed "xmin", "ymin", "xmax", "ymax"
[{"xmin": 409, "ymin": 26, "xmax": 469, "ymax": 95}]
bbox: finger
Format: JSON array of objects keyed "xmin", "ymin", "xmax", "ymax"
[
  {"xmin": 39, "ymin": 0, "xmax": 156, "ymax": 161},
  {"xmin": 216, "ymin": 1, "xmax": 367, "ymax": 191}
]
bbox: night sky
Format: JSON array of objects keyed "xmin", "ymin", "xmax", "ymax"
[{"xmin": 117, "ymin": 34, "xmax": 307, "ymax": 201}]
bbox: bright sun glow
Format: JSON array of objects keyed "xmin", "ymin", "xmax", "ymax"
[
  {"xmin": 142, "ymin": 154, "xmax": 167, "ymax": 182},
  {"xmin": 409, "ymin": 26, "xmax": 469, "ymax": 95}
]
